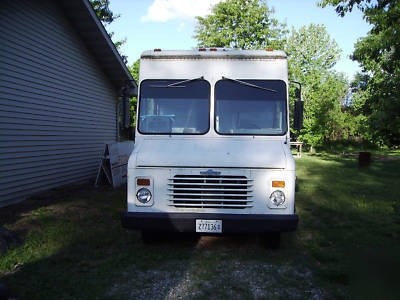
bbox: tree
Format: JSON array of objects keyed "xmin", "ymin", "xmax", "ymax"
[
  {"xmin": 286, "ymin": 25, "xmax": 348, "ymax": 147},
  {"xmin": 320, "ymin": 0, "xmax": 400, "ymax": 146},
  {"xmin": 90, "ymin": 0, "xmax": 119, "ymax": 24},
  {"xmin": 193, "ymin": 3, "xmax": 351, "ymax": 147},
  {"xmin": 194, "ymin": 0, "xmax": 287, "ymax": 49},
  {"xmin": 127, "ymin": 59, "xmax": 139, "ymax": 82},
  {"xmin": 89, "ymin": 0, "xmax": 127, "ymax": 57},
  {"xmin": 286, "ymin": 24, "xmax": 341, "ymax": 76},
  {"xmin": 343, "ymin": 72, "xmax": 371, "ymax": 141}
]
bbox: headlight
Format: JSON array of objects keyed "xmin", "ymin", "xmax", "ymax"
[
  {"xmin": 136, "ymin": 188, "xmax": 152, "ymax": 203},
  {"xmin": 269, "ymin": 190, "xmax": 285, "ymax": 206}
]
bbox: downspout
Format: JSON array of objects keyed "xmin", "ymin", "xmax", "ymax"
[{"xmin": 118, "ymin": 82, "xmax": 137, "ymax": 141}]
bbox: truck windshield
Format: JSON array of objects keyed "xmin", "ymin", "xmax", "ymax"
[
  {"xmin": 138, "ymin": 79, "xmax": 210, "ymax": 134},
  {"xmin": 215, "ymin": 79, "xmax": 287, "ymax": 135}
]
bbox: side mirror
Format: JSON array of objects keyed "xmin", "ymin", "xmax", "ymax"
[
  {"xmin": 293, "ymin": 101, "xmax": 304, "ymax": 131},
  {"xmin": 295, "ymin": 88, "xmax": 301, "ymax": 100},
  {"xmin": 290, "ymin": 80, "xmax": 303, "ymax": 131}
]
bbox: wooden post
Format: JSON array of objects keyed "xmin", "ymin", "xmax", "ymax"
[{"xmin": 290, "ymin": 142, "xmax": 303, "ymax": 158}]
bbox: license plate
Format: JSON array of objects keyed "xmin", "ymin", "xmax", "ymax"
[{"xmin": 196, "ymin": 219, "xmax": 222, "ymax": 233}]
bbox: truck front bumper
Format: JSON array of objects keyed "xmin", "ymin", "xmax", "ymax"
[{"xmin": 121, "ymin": 212, "xmax": 298, "ymax": 233}]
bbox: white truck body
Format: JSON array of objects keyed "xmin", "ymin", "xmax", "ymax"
[{"xmin": 122, "ymin": 49, "xmax": 298, "ymax": 237}]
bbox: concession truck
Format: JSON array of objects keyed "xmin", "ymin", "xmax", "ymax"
[{"xmin": 121, "ymin": 48, "xmax": 303, "ymax": 247}]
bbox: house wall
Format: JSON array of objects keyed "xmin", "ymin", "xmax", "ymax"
[{"xmin": 0, "ymin": 0, "xmax": 118, "ymax": 207}]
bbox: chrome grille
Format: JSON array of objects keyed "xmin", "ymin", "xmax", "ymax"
[{"xmin": 168, "ymin": 174, "xmax": 253, "ymax": 209}]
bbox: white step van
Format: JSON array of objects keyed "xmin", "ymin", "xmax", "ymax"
[{"xmin": 121, "ymin": 49, "xmax": 303, "ymax": 246}]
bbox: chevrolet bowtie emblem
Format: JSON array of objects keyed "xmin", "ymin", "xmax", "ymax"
[{"xmin": 200, "ymin": 169, "xmax": 221, "ymax": 176}]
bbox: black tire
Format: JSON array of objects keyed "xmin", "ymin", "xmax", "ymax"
[
  {"xmin": 141, "ymin": 231, "xmax": 199, "ymax": 245},
  {"xmin": 0, "ymin": 282, "xmax": 9, "ymax": 300},
  {"xmin": 141, "ymin": 230, "xmax": 163, "ymax": 244},
  {"xmin": 260, "ymin": 232, "xmax": 281, "ymax": 249}
]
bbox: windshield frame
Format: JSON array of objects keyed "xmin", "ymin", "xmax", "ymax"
[
  {"xmin": 214, "ymin": 79, "xmax": 288, "ymax": 136},
  {"xmin": 137, "ymin": 78, "xmax": 211, "ymax": 135}
]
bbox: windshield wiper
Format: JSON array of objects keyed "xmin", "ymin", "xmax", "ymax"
[
  {"xmin": 222, "ymin": 76, "xmax": 277, "ymax": 93},
  {"xmin": 149, "ymin": 76, "xmax": 204, "ymax": 88}
]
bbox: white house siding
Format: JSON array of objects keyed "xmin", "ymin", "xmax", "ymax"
[{"xmin": 0, "ymin": 0, "xmax": 119, "ymax": 207}]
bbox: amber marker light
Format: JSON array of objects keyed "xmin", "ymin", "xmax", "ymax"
[
  {"xmin": 272, "ymin": 181, "xmax": 285, "ymax": 188},
  {"xmin": 137, "ymin": 178, "xmax": 150, "ymax": 186}
]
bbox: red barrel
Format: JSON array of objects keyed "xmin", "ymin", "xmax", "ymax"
[{"xmin": 359, "ymin": 152, "xmax": 371, "ymax": 168}]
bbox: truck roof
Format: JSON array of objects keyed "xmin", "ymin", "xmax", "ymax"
[{"xmin": 141, "ymin": 49, "xmax": 287, "ymax": 59}]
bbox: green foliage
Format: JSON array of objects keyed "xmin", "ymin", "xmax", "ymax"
[
  {"xmin": 344, "ymin": 73, "xmax": 372, "ymax": 141},
  {"xmin": 89, "ymin": 0, "xmax": 127, "ymax": 53},
  {"xmin": 89, "ymin": 0, "xmax": 119, "ymax": 24},
  {"xmin": 127, "ymin": 59, "xmax": 140, "ymax": 82},
  {"xmin": 194, "ymin": 0, "xmax": 287, "ymax": 49},
  {"xmin": 319, "ymin": 0, "xmax": 373, "ymax": 16},
  {"xmin": 286, "ymin": 24, "xmax": 349, "ymax": 147},
  {"xmin": 320, "ymin": 0, "xmax": 400, "ymax": 146},
  {"xmin": 286, "ymin": 24, "xmax": 341, "ymax": 74},
  {"xmin": 302, "ymin": 72, "xmax": 348, "ymax": 146},
  {"xmin": 112, "ymin": 36, "xmax": 127, "ymax": 51}
]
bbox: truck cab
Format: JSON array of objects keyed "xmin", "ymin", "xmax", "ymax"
[{"xmin": 121, "ymin": 49, "xmax": 301, "ymax": 247}]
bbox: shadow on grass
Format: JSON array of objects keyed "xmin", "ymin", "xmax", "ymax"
[
  {"xmin": 4, "ymin": 153, "xmax": 399, "ymax": 298},
  {"xmin": 295, "ymin": 153, "xmax": 400, "ymax": 298},
  {"xmin": 0, "ymin": 182, "xmax": 103, "ymax": 227},
  {"xmin": 0, "ymin": 185, "xmax": 198, "ymax": 299},
  {"xmin": 1, "ymin": 182, "xmax": 318, "ymax": 299},
  {"xmin": 1, "ymin": 184, "xmax": 293, "ymax": 299}
]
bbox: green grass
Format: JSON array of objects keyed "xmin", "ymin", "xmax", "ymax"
[{"xmin": 1, "ymin": 150, "xmax": 400, "ymax": 299}]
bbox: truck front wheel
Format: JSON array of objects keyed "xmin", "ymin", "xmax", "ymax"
[
  {"xmin": 260, "ymin": 232, "xmax": 281, "ymax": 249},
  {"xmin": 141, "ymin": 230, "xmax": 163, "ymax": 244}
]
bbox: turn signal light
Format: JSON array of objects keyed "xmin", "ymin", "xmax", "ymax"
[
  {"xmin": 265, "ymin": 48, "xmax": 273, "ymax": 51},
  {"xmin": 272, "ymin": 181, "xmax": 285, "ymax": 188},
  {"xmin": 137, "ymin": 178, "xmax": 150, "ymax": 186}
]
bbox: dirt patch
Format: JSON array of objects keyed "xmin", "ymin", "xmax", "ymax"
[
  {"xmin": 106, "ymin": 258, "xmax": 325, "ymax": 299},
  {"xmin": 373, "ymin": 155, "xmax": 398, "ymax": 161},
  {"xmin": 341, "ymin": 153, "xmax": 398, "ymax": 161},
  {"xmin": 0, "ymin": 183, "xmax": 116, "ymax": 227},
  {"xmin": 195, "ymin": 235, "xmax": 259, "ymax": 250}
]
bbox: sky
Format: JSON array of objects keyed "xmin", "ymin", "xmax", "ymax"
[{"xmin": 107, "ymin": 0, "xmax": 372, "ymax": 80}]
